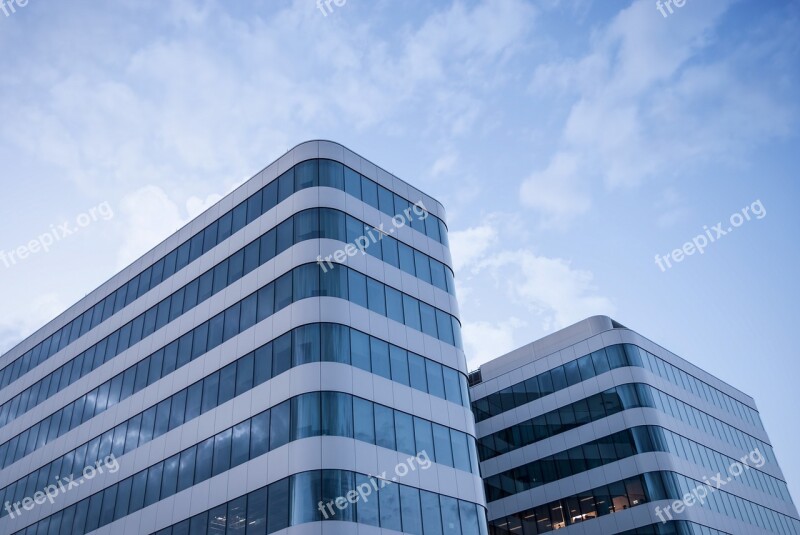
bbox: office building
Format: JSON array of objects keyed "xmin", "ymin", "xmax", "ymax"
[
  {"xmin": 469, "ymin": 316, "xmax": 799, "ymax": 534},
  {"xmin": 0, "ymin": 140, "xmax": 487, "ymax": 535}
]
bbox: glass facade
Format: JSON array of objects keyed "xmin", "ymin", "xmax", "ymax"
[
  {"xmin": 0, "ymin": 323, "xmax": 472, "ymax": 514},
  {"xmin": 476, "ymin": 383, "xmax": 776, "ymax": 465},
  {"xmin": 0, "ymin": 157, "xmax": 449, "ymax": 392},
  {"xmin": 487, "ymin": 472, "xmax": 800, "ymax": 535},
  {"xmin": 0, "ymin": 261, "xmax": 464, "ymax": 471},
  {"xmin": 471, "ymin": 344, "xmax": 762, "ymax": 429},
  {"xmin": 7, "ymin": 392, "xmax": 480, "ymax": 532},
  {"xmin": 0, "ymin": 206, "xmax": 455, "ymax": 430},
  {"xmin": 483, "ymin": 426, "xmax": 791, "ymax": 503}
]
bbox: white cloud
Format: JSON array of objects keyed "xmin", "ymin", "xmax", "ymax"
[
  {"xmin": 519, "ymin": 152, "xmax": 591, "ymax": 228},
  {"xmin": 463, "ymin": 318, "xmax": 525, "ymax": 370},
  {"xmin": 449, "ymin": 224, "xmax": 498, "ymax": 273}
]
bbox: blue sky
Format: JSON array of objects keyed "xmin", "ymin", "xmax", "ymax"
[{"xmin": 0, "ymin": 0, "xmax": 798, "ymax": 503}]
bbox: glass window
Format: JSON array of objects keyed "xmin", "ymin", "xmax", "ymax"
[
  {"xmin": 290, "ymin": 471, "xmax": 321, "ymax": 525},
  {"xmin": 201, "ymin": 372, "xmax": 220, "ymax": 414},
  {"xmin": 361, "ymin": 177, "xmax": 379, "ymax": 209},
  {"xmin": 273, "ymin": 333, "xmax": 291, "ymax": 377},
  {"xmin": 442, "ymin": 367, "xmax": 461, "ymax": 404},
  {"xmin": 320, "ymin": 263, "xmax": 347, "ymax": 297},
  {"xmin": 322, "ymin": 391, "xmax": 353, "ymax": 438},
  {"xmin": 209, "ymin": 504, "xmax": 227, "ymax": 535},
  {"xmin": 395, "ymin": 412, "xmax": 416, "ymax": 455},
  {"xmin": 250, "ymin": 410, "xmax": 270, "ymax": 458},
  {"xmin": 321, "ymin": 323, "xmax": 350, "ymax": 364},
  {"xmin": 414, "ymin": 417, "xmax": 435, "ymax": 461},
  {"xmin": 382, "ymin": 236, "xmax": 399, "ymax": 268},
  {"xmin": 254, "ymin": 344, "xmax": 273, "ymax": 386},
  {"xmin": 212, "ymin": 429, "xmax": 232, "ymax": 477},
  {"xmin": 246, "ymin": 488, "xmax": 268, "ymax": 535},
  {"xmin": 355, "ymin": 473, "xmax": 379, "ymax": 525},
  {"xmin": 351, "ymin": 330, "xmax": 371, "ymax": 372},
  {"xmin": 426, "ymin": 360, "xmax": 445, "ymax": 398},
  {"xmin": 432, "ymin": 424, "xmax": 454, "ymax": 467},
  {"xmin": 419, "ymin": 302, "xmax": 438, "ymax": 338},
  {"xmin": 459, "ymin": 501, "xmax": 479, "ymax": 535},
  {"xmin": 354, "ymin": 398, "xmax": 375, "ymax": 444},
  {"xmin": 293, "ymin": 324, "xmax": 320, "ymax": 366},
  {"xmin": 452, "ymin": 432, "xmax": 471, "ymax": 472},
  {"xmin": 403, "ymin": 295, "xmax": 421, "ymax": 330},
  {"xmin": 379, "ymin": 481, "xmax": 402, "ymax": 531},
  {"xmin": 385, "ymin": 286, "xmax": 404, "ymax": 323},
  {"xmin": 259, "ymin": 230, "xmax": 276, "ymax": 265},
  {"xmin": 129, "ymin": 470, "xmax": 147, "ymax": 514},
  {"xmin": 577, "ymin": 355, "xmax": 595, "ymax": 381},
  {"xmin": 270, "ymin": 401, "xmax": 290, "ymax": 450},
  {"xmin": 441, "ymin": 496, "xmax": 462, "ymax": 535},
  {"xmin": 374, "ymin": 404, "xmax": 396, "ymax": 450},
  {"xmin": 292, "ymin": 392, "xmax": 321, "ymax": 440},
  {"xmin": 370, "ymin": 338, "xmax": 391, "ymax": 380},
  {"xmin": 274, "ymin": 271, "xmax": 292, "ymax": 311},
  {"xmin": 177, "ymin": 446, "xmax": 196, "ymax": 493},
  {"xmin": 319, "ymin": 159, "xmax": 344, "ymax": 189},
  {"xmin": 319, "ymin": 208, "xmax": 346, "ymax": 241},
  {"xmin": 398, "ymin": 242, "xmax": 416, "ymax": 275},
  {"xmin": 144, "ymin": 462, "xmax": 164, "ymax": 507},
  {"xmin": 277, "ymin": 168, "xmax": 294, "ymax": 203},
  {"xmin": 400, "ymin": 485, "xmax": 424, "ymax": 535},
  {"xmin": 344, "ymin": 167, "xmax": 361, "ymax": 197},
  {"xmin": 236, "ymin": 353, "xmax": 254, "ymax": 396},
  {"xmin": 231, "ymin": 420, "xmax": 251, "ymax": 467},
  {"xmin": 256, "ymin": 284, "xmax": 274, "ymax": 322},
  {"xmin": 267, "ymin": 478, "xmax": 289, "ymax": 533},
  {"xmin": 347, "ymin": 270, "xmax": 368, "ymax": 308},
  {"xmin": 414, "ymin": 251, "xmax": 432, "ymax": 284},
  {"xmin": 154, "ymin": 397, "xmax": 171, "ymax": 438},
  {"xmin": 367, "ymin": 278, "xmax": 386, "ymax": 315},
  {"xmin": 390, "ymin": 346, "xmax": 410, "ymax": 386},
  {"xmin": 421, "ymin": 490, "xmax": 443, "ymax": 535},
  {"xmin": 408, "ymin": 353, "xmax": 427, "ymax": 392},
  {"xmin": 161, "ymin": 453, "xmax": 180, "ymax": 499}
]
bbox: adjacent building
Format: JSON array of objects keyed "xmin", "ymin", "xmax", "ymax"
[
  {"xmin": 0, "ymin": 140, "xmax": 487, "ymax": 535},
  {"xmin": 469, "ymin": 315, "xmax": 799, "ymax": 534}
]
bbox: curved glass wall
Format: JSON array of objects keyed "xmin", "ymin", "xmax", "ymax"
[
  {"xmin": 0, "ymin": 260, "xmax": 464, "ymax": 470},
  {"xmin": 0, "ymin": 157, "xmax": 449, "ymax": 394},
  {"xmin": 13, "ymin": 468, "xmax": 488, "ymax": 535},
  {"xmin": 487, "ymin": 472, "xmax": 799, "ymax": 534},
  {"xmin": 0, "ymin": 206, "xmax": 455, "ymax": 430},
  {"xmin": 471, "ymin": 344, "xmax": 762, "ymax": 430},
  {"xmin": 483, "ymin": 425, "xmax": 791, "ymax": 503},
  {"xmin": 0, "ymin": 323, "xmax": 473, "ymax": 513},
  {"xmin": 476, "ymin": 383, "xmax": 778, "ymax": 466},
  {"xmin": 6, "ymin": 391, "xmax": 481, "ymax": 533}
]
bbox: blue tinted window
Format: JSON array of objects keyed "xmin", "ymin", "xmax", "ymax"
[
  {"xmin": 353, "ymin": 398, "xmax": 375, "ymax": 444},
  {"xmin": 361, "ymin": 177, "xmax": 379, "ymax": 209},
  {"xmin": 395, "ymin": 412, "xmax": 416, "ymax": 455},
  {"xmin": 403, "ymin": 296, "xmax": 421, "ymax": 330},
  {"xmin": 351, "ymin": 330, "xmax": 370, "ymax": 372},
  {"xmin": 370, "ymin": 338, "xmax": 391, "ymax": 380},
  {"xmin": 390, "ymin": 346, "xmax": 410, "ymax": 386},
  {"xmin": 386, "ymin": 287, "xmax": 404, "ymax": 323},
  {"xmin": 366, "ymin": 279, "xmax": 386, "ymax": 315}
]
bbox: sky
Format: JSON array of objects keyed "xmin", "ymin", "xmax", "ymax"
[{"xmin": 0, "ymin": 0, "xmax": 798, "ymax": 505}]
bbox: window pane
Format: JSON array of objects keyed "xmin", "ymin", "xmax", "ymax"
[
  {"xmin": 426, "ymin": 360, "xmax": 445, "ymax": 398},
  {"xmin": 370, "ymin": 338, "xmax": 391, "ymax": 380},
  {"xmin": 246, "ymin": 488, "xmax": 268, "ymax": 535},
  {"xmin": 321, "ymin": 324, "xmax": 350, "ymax": 364},
  {"xmin": 212, "ymin": 429, "xmax": 232, "ymax": 477},
  {"xmin": 379, "ymin": 481, "xmax": 401, "ymax": 531},
  {"xmin": 250, "ymin": 410, "xmax": 270, "ymax": 458},
  {"xmin": 366, "ymin": 278, "xmax": 386, "ymax": 315},
  {"xmin": 267, "ymin": 478, "xmax": 289, "ymax": 533},
  {"xmin": 351, "ymin": 330, "xmax": 371, "ymax": 372},
  {"xmin": 390, "ymin": 346, "xmax": 410, "ymax": 386},
  {"xmin": 408, "ymin": 353, "xmax": 427, "ymax": 392},
  {"xmin": 347, "ymin": 270, "xmax": 367, "ymax": 308},
  {"xmin": 395, "ymin": 412, "xmax": 416, "ymax": 455},
  {"xmin": 293, "ymin": 323, "xmax": 321, "ymax": 366},
  {"xmin": 403, "ymin": 295, "xmax": 421, "ymax": 330},
  {"xmin": 354, "ymin": 398, "xmax": 375, "ymax": 444},
  {"xmin": 421, "ymin": 490, "xmax": 444, "ymax": 535},
  {"xmin": 414, "ymin": 417, "xmax": 435, "ymax": 461},
  {"xmin": 400, "ymin": 485, "xmax": 423, "ymax": 535},
  {"xmin": 385, "ymin": 286, "xmax": 404, "ymax": 323},
  {"xmin": 231, "ymin": 420, "xmax": 251, "ymax": 467},
  {"xmin": 270, "ymin": 401, "xmax": 290, "ymax": 450},
  {"xmin": 322, "ymin": 391, "xmax": 353, "ymax": 438},
  {"xmin": 292, "ymin": 392, "xmax": 321, "ymax": 440},
  {"xmin": 375, "ymin": 404, "xmax": 396, "ymax": 450}
]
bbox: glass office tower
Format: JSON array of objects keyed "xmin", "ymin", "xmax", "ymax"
[
  {"xmin": 0, "ymin": 140, "xmax": 487, "ymax": 535},
  {"xmin": 469, "ymin": 315, "xmax": 799, "ymax": 535}
]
